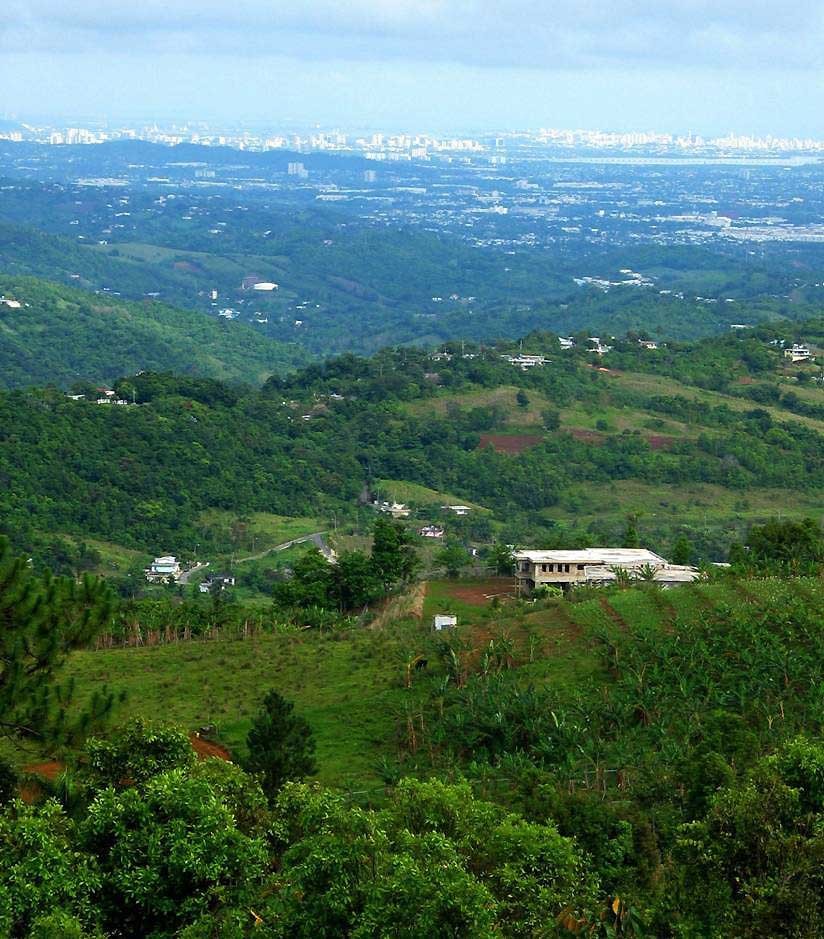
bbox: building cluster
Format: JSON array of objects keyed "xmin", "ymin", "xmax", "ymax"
[
  {"xmin": 10, "ymin": 120, "xmax": 824, "ymax": 161},
  {"xmin": 66, "ymin": 388, "xmax": 130, "ymax": 406}
]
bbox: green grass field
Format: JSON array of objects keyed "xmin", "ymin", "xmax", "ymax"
[
  {"xmin": 45, "ymin": 574, "xmax": 822, "ymax": 794},
  {"xmin": 61, "ymin": 625, "xmax": 417, "ymax": 789},
  {"xmin": 546, "ymin": 479, "xmax": 824, "ymax": 527},
  {"xmin": 613, "ymin": 370, "xmax": 824, "ymax": 434}
]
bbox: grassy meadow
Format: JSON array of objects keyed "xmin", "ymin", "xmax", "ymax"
[{"xmin": 37, "ymin": 573, "xmax": 822, "ymax": 795}]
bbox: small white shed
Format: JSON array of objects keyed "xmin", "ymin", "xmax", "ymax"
[{"xmin": 433, "ymin": 614, "xmax": 458, "ymax": 631}]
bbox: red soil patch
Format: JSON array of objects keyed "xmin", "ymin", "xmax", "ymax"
[
  {"xmin": 737, "ymin": 376, "xmax": 756, "ymax": 385},
  {"xmin": 569, "ymin": 428, "xmax": 606, "ymax": 444},
  {"xmin": 190, "ymin": 733, "xmax": 232, "ymax": 762},
  {"xmin": 443, "ymin": 577, "xmax": 516, "ymax": 606},
  {"xmin": 478, "ymin": 433, "xmax": 542, "ymax": 454},
  {"xmin": 646, "ymin": 434, "xmax": 677, "ymax": 450},
  {"xmin": 20, "ymin": 760, "xmax": 65, "ymax": 803},
  {"xmin": 23, "ymin": 760, "xmax": 64, "ymax": 780}
]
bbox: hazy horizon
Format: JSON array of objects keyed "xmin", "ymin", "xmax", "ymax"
[{"xmin": 3, "ymin": 1, "xmax": 823, "ymax": 137}]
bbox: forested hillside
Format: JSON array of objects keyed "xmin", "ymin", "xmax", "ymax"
[
  {"xmin": 1, "ymin": 321, "xmax": 821, "ymax": 576},
  {"xmin": 0, "ymin": 276, "xmax": 306, "ymax": 388}
]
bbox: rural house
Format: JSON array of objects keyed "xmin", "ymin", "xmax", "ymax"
[
  {"xmin": 514, "ymin": 548, "xmax": 699, "ymax": 593},
  {"xmin": 373, "ymin": 500, "xmax": 411, "ymax": 518},
  {"xmin": 419, "ymin": 525, "xmax": 445, "ymax": 539},
  {"xmin": 784, "ymin": 344, "xmax": 813, "ymax": 363},
  {"xmin": 199, "ymin": 574, "xmax": 236, "ymax": 593},
  {"xmin": 501, "ymin": 353, "xmax": 547, "ymax": 370},
  {"xmin": 145, "ymin": 556, "xmax": 181, "ymax": 582},
  {"xmin": 433, "ymin": 614, "xmax": 458, "ymax": 631}
]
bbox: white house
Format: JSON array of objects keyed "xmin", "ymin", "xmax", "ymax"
[
  {"xmin": 146, "ymin": 556, "xmax": 181, "ymax": 582},
  {"xmin": 374, "ymin": 500, "xmax": 410, "ymax": 519},
  {"xmin": 588, "ymin": 337, "xmax": 613, "ymax": 355},
  {"xmin": 514, "ymin": 548, "xmax": 700, "ymax": 593},
  {"xmin": 501, "ymin": 353, "xmax": 547, "ymax": 370},
  {"xmin": 443, "ymin": 505, "xmax": 472, "ymax": 516},
  {"xmin": 784, "ymin": 344, "xmax": 813, "ymax": 363},
  {"xmin": 419, "ymin": 525, "xmax": 445, "ymax": 539},
  {"xmin": 199, "ymin": 574, "xmax": 236, "ymax": 593},
  {"xmin": 252, "ymin": 282, "xmax": 278, "ymax": 291}
]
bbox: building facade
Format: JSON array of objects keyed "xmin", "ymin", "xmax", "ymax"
[{"xmin": 514, "ymin": 548, "xmax": 699, "ymax": 592}]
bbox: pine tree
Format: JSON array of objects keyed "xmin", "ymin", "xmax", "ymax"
[
  {"xmin": 244, "ymin": 690, "xmax": 316, "ymax": 803},
  {"xmin": 0, "ymin": 537, "xmax": 114, "ymax": 744}
]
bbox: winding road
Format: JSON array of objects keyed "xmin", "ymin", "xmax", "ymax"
[{"xmin": 234, "ymin": 531, "xmax": 335, "ymax": 564}]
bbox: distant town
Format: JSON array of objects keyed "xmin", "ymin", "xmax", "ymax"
[{"xmin": 3, "ymin": 120, "xmax": 824, "ymax": 162}]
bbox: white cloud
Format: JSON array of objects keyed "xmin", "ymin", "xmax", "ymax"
[{"xmin": 2, "ymin": 0, "xmax": 823, "ymax": 69}]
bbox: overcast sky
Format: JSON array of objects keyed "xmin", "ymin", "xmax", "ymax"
[{"xmin": 2, "ymin": 1, "xmax": 823, "ymax": 134}]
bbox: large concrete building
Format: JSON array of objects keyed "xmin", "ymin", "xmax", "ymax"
[{"xmin": 514, "ymin": 548, "xmax": 699, "ymax": 592}]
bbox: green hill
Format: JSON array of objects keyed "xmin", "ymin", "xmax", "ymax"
[
  {"xmin": 0, "ymin": 276, "xmax": 307, "ymax": 388},
  {"xmin": 0, "ymin": 327, "xmax": 821, "ymax": 573},
  {"xmin": 47, "ymin": 571, "xmax": 823, "ymax": 805}
]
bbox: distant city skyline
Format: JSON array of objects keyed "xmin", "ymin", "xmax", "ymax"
[
  {"xmin": 2, "ymin": 1, "xmax": 823, "ymax": 137},
  {"xmin": 5, "ymin": 119, "xmax": 824, "ymax": 157}
]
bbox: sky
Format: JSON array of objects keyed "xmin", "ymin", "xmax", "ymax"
[{"xmin": 2, "ymin": 1, "xmax": 823, "ymax": 135}]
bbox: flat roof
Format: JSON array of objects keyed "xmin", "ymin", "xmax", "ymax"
[{"xmin": 514, "ymin": 548, "xmax": 666, "ymax": 565}]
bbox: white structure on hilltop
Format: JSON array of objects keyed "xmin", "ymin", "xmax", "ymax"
[
  {"xmin": 145, "ymin": 556, "xmax": 181, "ymax": 582},
  {"xmin": 587, "ymin": 337, "xmax": 613, "ymax": 355},
  {"xmin": 373, "ymin": 500, "xmax": 410, "ymax": 518},
  {"xmin": 514, "ymin": 548, "xmax": 699, "ymax": 593},
  {"xmin": 784, "ymin": 344, "xmax": 813, "ymax": 363},
  {"xmin": 443, "ymin": 504, "xmax": 472, "ymax": 516},
  {"xmin": 501, "ymin": 353, "xmax": 547, "ymax": 370}
]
